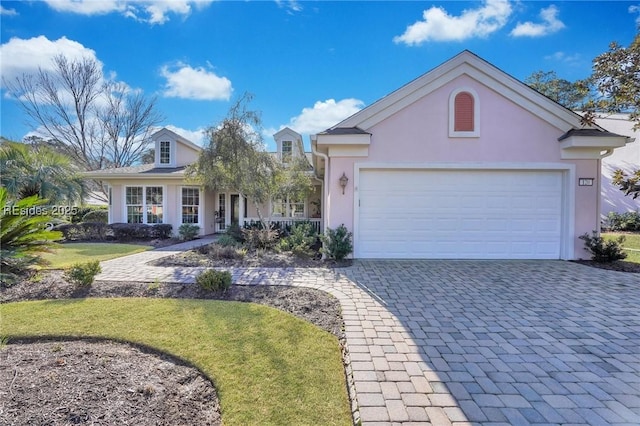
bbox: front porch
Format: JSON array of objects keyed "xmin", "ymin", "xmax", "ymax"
[{"xmin": 211, "ymin": 188, "xmax": 323, "ymax": 234}]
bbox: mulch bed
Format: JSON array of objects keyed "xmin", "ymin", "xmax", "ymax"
[
  {"xmin": 1, "ymin": 340, "xmax": 220, "ymax": 426},
  {"xmin": 150, "ymin": 241, "xmax": 352, "ymax": 269},
  {"xmin": 0, "ymin": 269, "xmax": 345, "ymax": 426}
]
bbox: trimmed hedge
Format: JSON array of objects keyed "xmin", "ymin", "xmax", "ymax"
[{"xmin": 54, "ymin": 222, "xmax": 172, "ymax": 242}]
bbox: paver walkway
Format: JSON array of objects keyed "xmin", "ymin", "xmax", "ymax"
[{"xmin": 96, "ymin": 243, "xmax": 640, "ymax": 426}]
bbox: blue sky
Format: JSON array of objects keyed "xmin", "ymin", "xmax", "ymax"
[{"xmin": 1, "ymin": 0, "xmax": 639, "ymax": 151}]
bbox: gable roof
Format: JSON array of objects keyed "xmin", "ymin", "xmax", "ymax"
[
  {"xmin": 151, "ymin": 127, "xmax": 203, "ymax": 152},
  {"xmin": 274, "ymin": 127, "xmax": 303, "ymax": 141},
  {"xmin": 329, "ymin": 50, "xmax": 597, "ymax": 134}
]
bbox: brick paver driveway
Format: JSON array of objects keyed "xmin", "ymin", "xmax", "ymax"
[{"xmin": 341, "ymin": 260, "xmax": 640, "ymax": 425}]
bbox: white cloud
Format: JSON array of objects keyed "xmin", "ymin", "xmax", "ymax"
[
  {"xmin": 0, "ymin": 36, "xmax": 101, "ymax": 85},
  {"xmin": 393, "ymin": 0, "xmax": 512, "ymax": 45},
  {"xmin": 544, "ymin": 51, "xmax": 580, "ymax": 64},
  {"xmin": 1, "ymin": 5, "xmax": 18, "ymax": 16},
  {"xmin": 281, "ymin": 98, "xmax": 364, "ymax": 135},
  {"xmin": 510, "ymin": 5, "xmax": 565, "ymax": 37},
  {"xmin": 160, "ymin": 63, "xmax": 232, "ymax": 101},
  {"xmin": 630, "ymin": 5, "xmax": 640, "ymax": 25},
  {"xmin": 275, "ymin": 0, "xmax": 302, "ymax": 14},
  {"xmin": 43, "ymin": 0, "xmax": 214, "ymax": 24},
  {"xmin": 163, "ymin": 125, "xmax": 207, "ymax": 146}
]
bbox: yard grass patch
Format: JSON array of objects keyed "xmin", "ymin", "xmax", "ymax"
[
  {"xmin": 603, "ymin": 232, "xmax": 640, "ymax": 264},
  {"xmin": 1, "ymin": 298, "xmax": 351, "ymax": 426},
  {"xmin": 41, "ymin": 243, "xmax": 153, "ymax": 269}
]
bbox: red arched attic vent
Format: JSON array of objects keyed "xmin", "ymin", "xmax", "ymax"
[{"xmin": 454, "ymin": 92, "xmax": 474, "ymax": 132}]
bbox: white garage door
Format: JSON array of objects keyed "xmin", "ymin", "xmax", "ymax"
[{"xmin": 357, "ymin": 169, "xmax": 564, "ymax": 259}]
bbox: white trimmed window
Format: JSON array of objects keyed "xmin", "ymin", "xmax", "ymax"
[
  {"xmin": 272, "ymin": 199, "xmax": 286, "ymax": 217},
  {"xmin": 282, "ymin": 140, "xmax": 292, "ymax": 163},
  {"xmin": 146, "ymin": 187, "xmax": 163, "ymax": 223},
  {"xmin": 181, "ymin": 187, "xmax": 200, "ymax": 224},
  {"xmin": 159, "ymin": 141, "xmax": 171, "ymax": 165},
  {"xmin": 449, "ymin": 88, "xmax": 480, "ymax": 137},
  {"xmin": 125, "ymin": 186, "xmax": 163, "ymax": 224},
  {"xmin": 272, "ymin": 198, "xmax": 305, "ymax": 218}
]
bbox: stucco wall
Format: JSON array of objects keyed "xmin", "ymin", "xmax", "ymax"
[
  {"xmin": 176, "ymin": 145, "xmax": 199, "ymax": 167},
  {"xmin": 326, "ymin": 75, "xmax": 599, "ymax": 259}
]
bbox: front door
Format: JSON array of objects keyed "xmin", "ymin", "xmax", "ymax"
[
  {"xmin": 230, "ymin": 194, "xmax": 240, "ymax": 225},
  {"xmin": 216, "ymin": 193, "xmax": 226, "ymax": 232}
]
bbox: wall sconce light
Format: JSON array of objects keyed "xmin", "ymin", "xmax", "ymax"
[
  {"xmin": 579, "ymin": 178, "xmax": 594, "ymax": 186},
  {"xmin": 339, "ymin": 172, "xmax": 349, "ymax": 194}
]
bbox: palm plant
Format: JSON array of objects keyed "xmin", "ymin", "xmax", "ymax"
[
  {"xmin": 0, "ymin": 188, "xmax": 63, "ymax": 285},
  {"xmin": 0, "ymin": 139, "xmax": 86, "ymax": 204}
]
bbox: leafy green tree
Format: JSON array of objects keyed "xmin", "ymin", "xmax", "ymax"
[
  {"xmin": 0, "ymin": 188, "xmax": 62, "ymax": 285},
  {"xmin": 0, "ymin": 139, "xmax": 86, "ymax": 204},
  {"xmin": 187, "ymin": 94, "xmax": 313, "ymax": 227},
  {"xmin": 581, "ymin": 31, "xmax": 640, "ymax": 198},
  {"xmin": 524, "ymin": 70, "xmax": 587, "ymax": 109}
]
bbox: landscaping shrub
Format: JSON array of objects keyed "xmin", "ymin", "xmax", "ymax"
[
  {"xmin": 0, "ymin": 189, "xmax": 62, "ymax": 285},
  {"xmin": 243, "ymin": 227, "xmax": 279, "ymax": 250},
  {"xmin": 196, "ymin": 269, "xmax": 232, "ymax": 292},
  {"xmin": 108, "ymin": 223, "xmax": 170, "ymax": 241},
  {"xmin": 179, "ymin": 223, "xmax": 200, "ymax": 241},
  {"xmin": 150, "ymin": 223, "xmax": 173, "ymax": 239},
  {"xmin": 81, "ymin": 209, "xmax": 108, "ymax": 224},
  {"xmin": 209, "ymin": 244, "xmax": 245, "ymax": 260},
  {"xmin": 111, "ymin": 223, "xmax": 152, "ymax": 241},
  {"xmin": 321, "ymin": 224, "xmax": 353, "ymax": 261},
  {"xmin": 579, "ymin": 231, "xmax": 627, "ymax": 263},
  {"xmin": 605, "ymin": 211, "xmax": 640, "ymax": 232},
  {"xmin": 225, "ymin": 222, "xmax": 244, "ymax": 242},
  {"xmin": 70, "ymin": 206, "xmax": 105, "ymax": 223},
  {"xmin": 54, "ymin": 223, "xmax": 110, "ymax": 241},
  {"xmin": 217, "ymin": 234, "xmax": 240, "ymax": 247},
  {"xmin": 277, "ymin": 221, "xmax": 318, "ymax": 257},
  {"xmin": 64, "ymin": 260, "xmax": 102, "ymax": 287}
]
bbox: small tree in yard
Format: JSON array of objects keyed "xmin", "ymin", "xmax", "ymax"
[
  {"xmin": 186, "ymin": 93, "xmax": 313, "ymax": 230},
  {"xmin": 0, "ymin": 188, "xmax": 62, "ymax": 285}
]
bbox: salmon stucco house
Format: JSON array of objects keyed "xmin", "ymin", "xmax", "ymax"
[{"xmin": 89, "ymin": 51, "xmax": 632, "ymax": 260}]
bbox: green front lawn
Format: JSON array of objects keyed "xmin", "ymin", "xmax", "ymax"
[
  {"xmin": 42, "ymin": 242, "xmax": 153, "ymax": 269},
  {"xmin": 1, "ymin": 298, "xmax": 351, "ymax": 425},
  {"xmin": 603, "ymin": 232, "xmax": 640, "ymax": 263}
]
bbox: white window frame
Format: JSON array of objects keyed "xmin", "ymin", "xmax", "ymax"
[
  {"xmin": 271, "ymin": 197, "xmax": 305, "ymax": 218},
  {"xmin": 107, "ymin": 186, "xmax": 113, "ymax": 224},
  {"xmin": 180, "ymin": 186, "xmax": 202, "ymax": 226},
  {"xmin": 157, "ymin": 140, "xmax": 175, "ymax": 167},
  {"xmin": 281, "ymin": 140, "xmax": 293, "ymax": 163},
  {"xmin": 123, "ymin": 185, "xmax": 166, "ymax": 225},
  {"xmin": 448, "ymin": 87, "xmax": 480, "ymax": 138}
]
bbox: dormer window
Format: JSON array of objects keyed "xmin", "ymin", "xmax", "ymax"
[
  {"xmin": 449, "ymin": 88, "xmax": 480, "ymax": 137},
  {"xmin": 159, "ymin": 141, "xmax": 171, "ymax": 165},
  {"xmin": 282, "ymin": 140, "xmax": 292, "ymax": 163}
]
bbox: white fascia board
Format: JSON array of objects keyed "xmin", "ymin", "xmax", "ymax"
[
  {"xmin": 559, "ymin": 135, "xmax": 628, "ymax": 150},
  {"xmin": 316, "ymin": 133, "xmax": 371, "ymax": 146}
]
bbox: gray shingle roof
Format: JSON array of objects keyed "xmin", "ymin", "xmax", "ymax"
[
  {"xmin": 319, "ymin": 127, "xmax": 371, "ymax": 135},
  {"xmin": 84, "ymin": 164, "xmax": 186, "ymax": 176},
  {"xmin": 558, "ymin": 128, "xmax": 626, "ymax": 141}
]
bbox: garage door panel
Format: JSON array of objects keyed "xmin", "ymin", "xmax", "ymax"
[{"xmin": 358, "ymin": 169, "xmax": 564, "ymax": 259}]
